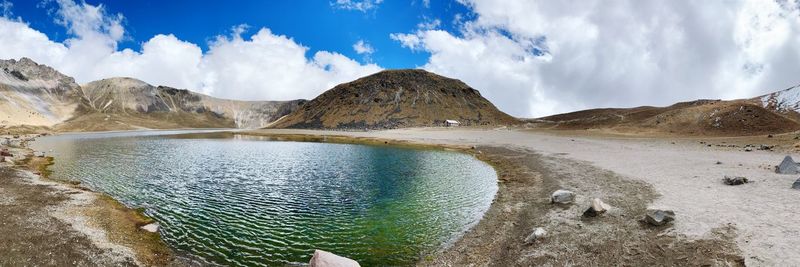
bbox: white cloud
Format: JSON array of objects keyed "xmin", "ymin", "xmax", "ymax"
[
  {"xmin": 0, "ymin": 0, "xmax": 382, "ymax": 102},
  {"xmin": 331, "ymin": 0, "xmax": 384, "ymax": 12},
  {"xmin": 393, "ymin": 0, "xmax": 800, "ymax": 117},
  {"xmin": 352, "ymin": 40, "xmax": 374, "ymax": 55}
]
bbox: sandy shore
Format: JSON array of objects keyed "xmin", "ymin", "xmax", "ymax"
[{"xmin": 246, "ymin": 127, "xmax": 799, "ymax": 266}]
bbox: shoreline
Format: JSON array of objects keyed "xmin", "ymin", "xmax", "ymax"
[
  {"xmin": 0, "ymin": 134, "xmax": 180, "ymax": 266},
  {"xmin": 240, "ymin": 129, "xmax": 748, "ymax": 266},
  {"xmin": 7, "ymin": 127, "xmax": 794, "ymax": 265}
]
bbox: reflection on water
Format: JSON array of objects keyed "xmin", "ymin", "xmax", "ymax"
[{"xmin": 32, "ymin": 131, "xmax": 497, "ymax": 266}]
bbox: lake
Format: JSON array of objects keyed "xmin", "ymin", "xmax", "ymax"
[{"xmin": 31, "ymin": 130, "xmax": 498, "ymax": 266}]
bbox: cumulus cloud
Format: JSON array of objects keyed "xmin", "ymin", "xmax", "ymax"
[
  {"xmin": 0, "ymin": 0, "xmax": 381, "ymax": 101},
  {"xmin": 392, "ymin": 0, "xmax": 800, "ymax": 117},
  {"xmin": 331, "ymin": 0, "xmax": 384, "ymax": 12},
  {"xmin": 353, "ymin": 40, "xmax": 375, "ymax": 55}
]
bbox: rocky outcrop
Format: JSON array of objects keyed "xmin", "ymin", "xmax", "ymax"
[{"xmin": 271, "ymin": 69, "xmax": 518, "ymax": 129}]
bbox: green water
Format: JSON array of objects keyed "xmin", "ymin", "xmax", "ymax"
[{"xmin": 31, "ymin": 131, "xmax": 497, "ymax": 266}]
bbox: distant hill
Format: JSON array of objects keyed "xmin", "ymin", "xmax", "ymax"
[
  {"xmin": 535, "ymin": 85, "xmax": 800, "ymax": 136},
  {"xmin": 271, "ymin": 69, "xmax": 518, "ymax": 129},
  {"xmin": 0, "ymin": 58, "xmax": 304, "ymax": 132}
]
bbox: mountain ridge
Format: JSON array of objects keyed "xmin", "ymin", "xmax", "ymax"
[{"xmin": 0, "ymin": 58, "xmax": 304, "ymax": 132}]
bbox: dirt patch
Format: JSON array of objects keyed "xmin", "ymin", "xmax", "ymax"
[
  {"xmin": 421, "ymin": 146, "xmax": 744, "ymax": 266},
  {"xmin": 0, "ymin": 142, "xmax": 183, "ymax": 266},
  {"xmin": 0, "ymin": 167, "xmax": 138, "ymax": 266}
]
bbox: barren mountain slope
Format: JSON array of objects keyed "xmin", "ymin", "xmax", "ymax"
[
  {"xmin": 53, "ymin": 77, "xmax": 305, "ymax": 131},
  {"xmin": 537, "ymin": 96, "xmax": 800, "ymax": 136},
  {"xmin": 271, "ymin": 69, "xmax": 518, "ymax": 129},
  {"xmin": 0, "ymin": 58, "xmax": 86, "ymax": 127}
]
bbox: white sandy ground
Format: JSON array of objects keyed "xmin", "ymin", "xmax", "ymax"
[
  {"xmin": 21, "ymin": 169, "xmax": 141, "ymax": 266},
  {"xmin": 251, "ymin": 128, "xmax": 800, "ymax": 266}
]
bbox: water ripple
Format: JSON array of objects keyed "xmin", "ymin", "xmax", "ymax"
[{"xmin": 32, "ymin": 132, "xmax": 498, "ymax": 266}]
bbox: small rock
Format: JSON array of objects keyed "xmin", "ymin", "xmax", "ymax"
[
  {"xmin": 793, "ymin": 178, "xmax": 800, "ymax": 190},
  {"xmin": 715, "ymin": 161, "xmax": 722, "ymax": 165},
  {"xmin": 309, "ymin": 249, "xmax": 360, "ymax": 267},
  {"xmin": 140, "ymin": 223, "xmax": 160, "ymax": 233},
  {"xmin": 775, "ymin": 156, "xmax": 800, "ymax": 174},
  {"xmin": 583, "ymin": 198, "xmax": 611, "ymax": 217},
  {"xmin": 33, "ymin": 151, "xmax": 45, "ymax": 158},
  {"xmin": 0, "ymin": 149, "xmax": 11, "ymax": 157},
  {"xmin": 722, "ymin": 176, "xmax": 748, "ymax": 185},
  {"xmin": 744, "ymin": 147, "xmax": 753, "ymax": 152},
  {"xmin": 524, "ymin": 227, "xmax": 547, "ymax": 244},
  {"xmin": 768, "ymin": 134, "xmax": 774, "ymax": 138},
  {"xmin": 550, "ymin": 189, "xmax": 575, "ymax": 204},
  {"xmin": 644, "ymin": 209, "xmax": 675, "ymax": 226}
]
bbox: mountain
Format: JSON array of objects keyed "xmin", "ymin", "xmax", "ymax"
[
  {"xmin": 0, "ymin": 58, "xmax": 86, "ymax": 128},
  {"xmin": 271, "ymin": 69, "xmax": 518, "ymax": 129},
  {"xmin": 64, "ymin": 77, "xmax": 304, "ymax": 131},
  {"xmin": 535, "ymin": 84, "xmax": 800, "ymax": 136},
  {"xmin": 0, "ymin": 58, "xmax": 304, "ymax": 132}
]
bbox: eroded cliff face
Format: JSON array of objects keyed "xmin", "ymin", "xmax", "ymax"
[{"xmin": 271, "ymin": 69, "xmax": 519, "ymax": 129}]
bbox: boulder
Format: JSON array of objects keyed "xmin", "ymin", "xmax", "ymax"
[
  {"xmin": 309, "ymin": 250, "xmax": 360, "ymax": 267},
  {"xmin": 793, "ymin": 178, "xmax": 800, "ymax": 190},
  {"xmin": 550, "ymin": 189, "xmax": 575, "ymax": 204},
  {"xmin": 140, "ymin": 223, "xmax": 160, "ymax": 233},
  {"xmin": 583, "ymin": 198, "xmax": 611, "ymax": 217},
  {"xmin": 722, "ymin": 176, "xmax": 748, "ymax": 185},
  {"xmin": 775, "ymin": 156, "xmax": 800, "ymax": 174},
  {"xmin": 524, "ymin": 227, "xmax": 547, "ymax": 244},
  {"xmin": 644, "ymin": 209, "xmax": 675, "ymax": 226}
]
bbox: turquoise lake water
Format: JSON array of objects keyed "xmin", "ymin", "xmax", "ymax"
[{"xmin": 31, "ymin": 131, "xmax": 497, "ymax": 266}]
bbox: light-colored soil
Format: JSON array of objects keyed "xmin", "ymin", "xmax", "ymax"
[
  {"xmin": 0, "ymin": 139, "xmax": 182, "ymax": 266},
  {"xmin": 246, "ymin": 127, "xmax": 800, "ymax": 266}
]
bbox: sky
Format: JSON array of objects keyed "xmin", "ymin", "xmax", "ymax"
[{"xmin": 1, "ymin": 0, "xmax": 800, "ymax": 118}]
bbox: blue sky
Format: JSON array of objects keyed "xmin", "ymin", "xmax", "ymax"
[
  {"xmin": 2, "ymin": 1, "xmax": 799, "ymax": 117},
  {"xmin": 10, "ymin": 0, "xmax": 471, "ymax": 69}
]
